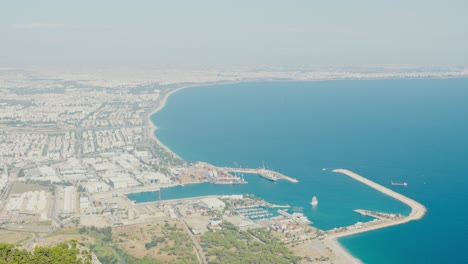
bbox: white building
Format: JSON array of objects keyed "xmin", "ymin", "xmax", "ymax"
[
  {"xmin": 142, "ymin": 172, "xmax": 170, "ymax": 184},
  {"xmin": 108, "ymin": 175, "xmax": 140, "ymax": 189},
  {"xmin": 28, "ymin": 166, "xmax": 61, "ymax": 183},
  {"xmin": 209, "ymin": 218, "xmax": 223, "ymax": 226},
  {"xmin": 200, "ymin": 197, "xmax": 226, "ymax": 210},
  {"xmin": 84, "ymin": 180, "xmax": 111, "ymax": 193},
  {"xmin": 39, "ymin": 166, "xmax": 56, "ymax": 177},
  {"xmin": 63, "ymin": 186, "xmax": 76, "ymax": 214},
  {"xmin": 79, "ymin": 196, "xmax": 89, "ymax": 213},
  {"xmin": 134, "ymin": 150, "xmax": 152, "ymax": 161}
]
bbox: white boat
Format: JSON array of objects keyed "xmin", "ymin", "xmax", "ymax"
[{"xmin": 310, "ymin": 196, "xmax": 318, "ymax": 206}]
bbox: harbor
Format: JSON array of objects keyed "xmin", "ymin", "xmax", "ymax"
[
  {"xmin": 328, "ymin": 169, "xmax": 427, "ymax": 239},
  {"xmin": 222, "ymin": 167, "xmax": 299, "ymax": 183},
  {"xmin": 234, "ymin": 206, "xmax": 275, "ymax": 221}
]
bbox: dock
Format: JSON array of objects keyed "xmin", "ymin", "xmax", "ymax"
[
  {"xmin": 354, "ymin": 209, "xmax": 402, "ymax": 220},
  {"xmin": 327, "ymin": 169, "xmax": 427, "ymax": 239},
  {"xmin": 333, "ymin": 169, "xmax": 426, "ymax": 221},
  {"xmin": 222, "ymin": 167, "xmax": 298, "ymax": 183}
]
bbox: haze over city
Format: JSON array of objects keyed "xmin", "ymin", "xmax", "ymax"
[
  {"xmin": 1, "ymin": 1, "xmax": 468, "ymax": 264},
  {"xmin": 1, "ymin": 0, "xmax": 468, "ymax": 68}
]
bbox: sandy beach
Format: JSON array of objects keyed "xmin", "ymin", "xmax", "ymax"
[
  {"xmin": 323, "ymin": 237, "xmax": 363, "ymax": 264},
  {"xmin": 146, "ymin": 85, "xmax": 192, "ymax": 160}
]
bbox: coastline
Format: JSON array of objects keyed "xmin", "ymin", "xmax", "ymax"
[
  {"xmin": 323, "ymin": 237, "xmax": 362, "ymax": 264},
  {"xmin": 146, "ymin": 85, "xmax": 190, "ymax": 160},
  {"xmin": 323, "ymin": 169, "xmax": 427, "ymax": 263},
  {"xmin": 331, "ymin": 169, "xmax": 426, "ymax": 239},
  {"xmin": 146, "ymin": 81, "xmax": 242, "ymax": 160},
  {"xmin": 144, "ymin": 82, "xmax": 426, "ymax": 264}
]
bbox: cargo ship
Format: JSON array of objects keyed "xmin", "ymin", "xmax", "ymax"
[{"xmin": 391, "ymin": 181, "xmax": 408, "ymax": 186}]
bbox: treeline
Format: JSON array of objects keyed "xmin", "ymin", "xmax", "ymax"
[
  {"xmin": 157, "ymin": 223, "xmax": 197, "ymax": 264},
  {"xmin": 79, "ymin": 226, "xmax": 112, "ymax": 242},
  {"xmin": 78, "ymin": 225, "xmax": 197, "ymax": 264},
  {"xmin": 201, "ymin": 222, "xmax": 301, "ymax": 264},
  {"xmin": 0, "ymin": 241, "xmax": 91, "ymax": 264}
]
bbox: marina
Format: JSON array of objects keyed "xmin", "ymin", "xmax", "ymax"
[{"xmin": 234, "ymin": 206, "xmax": 276, "ymax": 221}]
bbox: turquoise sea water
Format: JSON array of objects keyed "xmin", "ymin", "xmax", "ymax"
[{"xmin": 130, "ymin": 79, "xmax": 468, "ymax": 263}]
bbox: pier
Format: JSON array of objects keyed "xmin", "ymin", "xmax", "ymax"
[
  {"xmin": 333, "ymin": 169, "xmax": 426, "ymax": 221},
  {"xmin": 222, "ymin": 167, "xmax": 298, "ymax": 183},
  {"xmin": 328, "ymin": 169, "xmax": 427, "ymax": 239},
  {"xmin": 354, "ymin": 209, "xmax": 402, "ymax": 220}
]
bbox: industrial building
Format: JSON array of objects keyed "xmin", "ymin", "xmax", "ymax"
[
  {"xmin": 84, "ymin": 180, "xmax": 111, "ymax": 193},
  {"xmin": 199, "ymin": 197, "xmax": 226, "ymax": 210},
  {"xmin": 62, "ymin": 186, "xmax": 76, "ymax": 214},
  {"xmin": 142, "ymin": 172, "xmax": 171, "ymax": 184},
  {"xmin": 108, "ymin": 175, "xmax": 140, "ymax": 189}
]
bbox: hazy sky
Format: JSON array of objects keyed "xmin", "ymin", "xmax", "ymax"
[{"xmin": 1, "ymin": 0, "xmax": 467, "ymax": 68}]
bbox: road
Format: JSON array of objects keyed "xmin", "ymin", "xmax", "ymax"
[
  {"xmin": 0, "ymin": 172, "xmax": 18, "ymax": 213},
  {"xmin": 181, "ymin": 219, "xmax": 207, "ymax": 264}
]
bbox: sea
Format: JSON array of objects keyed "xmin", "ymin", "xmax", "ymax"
[{"xmin": 128, "ymin": 79, "xmax": 468, "ymax": 264}]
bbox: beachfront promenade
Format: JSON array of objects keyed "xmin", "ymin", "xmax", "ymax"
[{"xmin": 329, "ymin": 169, "xmax": 427, "ymax": 239}]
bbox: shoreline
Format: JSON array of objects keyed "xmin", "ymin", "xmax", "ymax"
[
  {"xmin": 324, "ymin": 169, "xmax": 427, "ymax": 262},
  {"xmin": 323, "ymin": 237, "xmax": 362, "ymax": 264},
  {"xmin": 131, "ymin": 193, "xmax": 361, "ymax": 263},
  {"xmin": 146, "ymin": 85, "xmax": 191, "ymax": 160},
  {"xmin": 146, "ymin": 81, "xmax": 242, "ymax": 160},
  {"xmin": 331, "ymin": 169, "xmax": 426, "ymax": 239},
  {"xmin": 144, "ymin": 82, "xmax": 426, "ymax": 264}
]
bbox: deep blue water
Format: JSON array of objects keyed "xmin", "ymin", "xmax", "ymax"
[{"xmin": 131, "ymin": 79, "xmax": 468, "ymax": 263}]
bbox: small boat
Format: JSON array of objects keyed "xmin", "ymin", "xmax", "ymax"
[{"xmin": 310, "ymin": 196, "xmax": 318, "ymax": 206}]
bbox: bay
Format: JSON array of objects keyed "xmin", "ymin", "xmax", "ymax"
[{"xmin": 130, "ymin": 79, "xmax": 468, "ymax": 263}]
